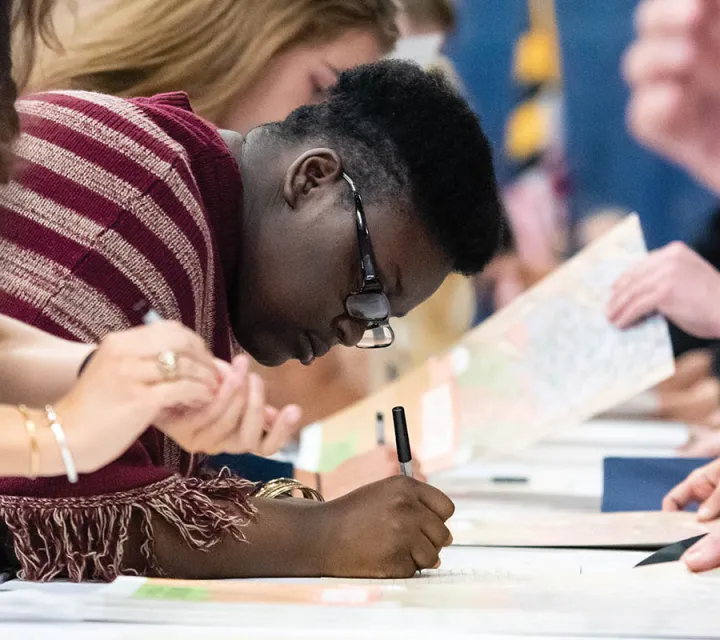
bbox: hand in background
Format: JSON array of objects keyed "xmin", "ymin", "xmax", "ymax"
[
  {"xmin": 625, "ymin": 0, "xmax": 720, "ymax": 194},
  {"xmin": 664, "ymin": 457, "xmax": 720, "ymax": 521},
  {"xmin": 658, "ymin": 350, "xmax": 712, "ymax": 393},
  {"xmin": 678, "ymin": 424, "xmax": 720, "ymax": 458},
  {"xmin": 655, "ymin": 376, "xmax": 720, "ymax": 424},
  {"xmin": 608, "ymin": 243, "xmax": 720, "ymax": 338}
]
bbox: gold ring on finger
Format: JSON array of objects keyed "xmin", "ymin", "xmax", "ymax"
[{"xmin": 157, "ymin": 350, "xmax": 179, "ymax": 380}]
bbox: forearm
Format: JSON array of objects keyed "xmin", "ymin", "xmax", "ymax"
[
  {"xmin": 149, "ymin": 498, "xmax": 328, "ymax": 579},
  {"xmin": 0, "ymin": 315, "xmax": 93, "ymax": 405}
]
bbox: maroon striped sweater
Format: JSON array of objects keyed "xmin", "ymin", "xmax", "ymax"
[{"xmin": 0, "ymin": 91, "xmax": 254, "ymax": 581}]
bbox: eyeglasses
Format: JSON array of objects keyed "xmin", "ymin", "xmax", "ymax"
[{"xmin": 342, "ymin": 173, "xmax": 395, "ymax": 349}]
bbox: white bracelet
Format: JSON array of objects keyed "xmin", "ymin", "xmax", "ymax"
[{"xmin": 44, "ymin": 405, "xmax": 78, "ymax": 484}]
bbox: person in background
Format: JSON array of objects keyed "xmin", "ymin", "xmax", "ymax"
[
  {"xmin": 594, "ymin": 224, "xmax": 720, "ymax": 430},
  {"xmin": 472, "ymin": 0, "xmax": 567, "ymax": 323},
  {"xmin": 610, "ymin": 0, "xmax": 720, "ymax": 573},
  {"xmin": 398, "ymin": 0, "xmax": 456, "ymax": 36},
  {"xmin": 27, "ymin": 0, "xmax": 397, "ymax": 131},
  {"xmin": 640, "ymin": 205, "xmax": 720, "ymax": 431},
  {"xmin": 0, "ymin": 58, "xmax": 502, "ymax": 581},
  {"xmin": 664, "ymin": 197, "xmax": 720, "ymax": 424},
  {"xmin": 26, "ymin": 0, "xmax": 425, "ymax": 500},
  {"xmin": 608, "ymin": 0, "xmax": 720, "ymax": 444},
  {"xmin": 610, "ymin": 239, "xmax": 720, "ymax": 457},
  {"xmin": 367, "ymin": 0, "xmax": 478, "ymax": 387}
]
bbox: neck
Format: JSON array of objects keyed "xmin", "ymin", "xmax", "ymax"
[{"xmin": 219, "ymin": 128, "xmax": 283, "ymax": 233}]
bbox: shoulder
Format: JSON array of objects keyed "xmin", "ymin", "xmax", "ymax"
[
  {"xmin": 17, "ymin": 90, "xmax": 192, "ymax": 166},
  {"xmin": 129, "ymin": 92, "xmax": 230, "ymax": 154},
  {"xmin": 8, "ymin": 91, "xmax": 239, "ymax": 281},
  {"xmin": 16, "ymin": 89, "xmax": 233, "ymax": 183},
  {"xmin": 13, "ymin": 90, "xmax": 236, "ymax": 216},
  {"xmin": 4, "ymin": 91, "xmax": 223, "ymax": 274},
  {"xmin": 13, "ymin": 91, "xmax": 196, "ymax": 207}
]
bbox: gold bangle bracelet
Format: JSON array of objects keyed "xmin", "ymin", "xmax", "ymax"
[
  {"xmin": 17, "ymin": 405, "xmax": 40, "ymax": 479},
  {"xmin": 254, "ymin": 478, "xmax": 324, "ymax": 502}
]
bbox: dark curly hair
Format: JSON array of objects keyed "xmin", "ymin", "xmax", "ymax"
[{"xmin": 272, "ymin": 59, "xmax": 503, "ymax": 275}]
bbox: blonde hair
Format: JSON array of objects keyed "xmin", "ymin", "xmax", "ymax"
[
  {"xmin": 11, "ymin": 0, "xmax": 58, "ymax": 92},
  {"xmin": 33, "ymin": 0, "xmax": 399, "ymax": 122},
  {"xmin": 401, "ymin": 0, "xmax": 456, "ymax": 32}
]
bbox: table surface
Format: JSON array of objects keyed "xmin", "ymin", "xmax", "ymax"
[{"xmin": 0, "ymin": 418, "xmax": 695, "ymax": 638}]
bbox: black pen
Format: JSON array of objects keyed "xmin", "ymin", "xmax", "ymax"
[
  {"xmin": 491, "ymin": 476, "xmax": 529, "ymax": 484},
  {"xmin": 376, "ymin": 412, "xmax": 385, "ymax": 446},
  {"xmin": 392, "ymin": 406, "xmax": 413, "ymax": 478}
]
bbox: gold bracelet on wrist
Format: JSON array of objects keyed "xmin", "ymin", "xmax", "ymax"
[
  {"xmin": 254, "ymin": 478, "xmax": 324, "ymax": 502},
  {"xmin": 17, "ymin": 405, "xmax": 40, "ymax": 479}
]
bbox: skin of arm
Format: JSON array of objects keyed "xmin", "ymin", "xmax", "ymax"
[
  {"xmin": 0, "ymin": 315, "xmax": 455, "ymax": 579},
  {"xmin": 0, "ymin": 315, "xmax": 93, "ymax": 406},
  {"xmin": 0, "ymin": 319, "xmax": 334, "ymax": 575},
  {"xmin": 149, "ymin": 498, "xmax": 330, "ymax": 579},
  {"xmin": 145, "ymin": 476, "xmax": 455, "ymax": 580}
]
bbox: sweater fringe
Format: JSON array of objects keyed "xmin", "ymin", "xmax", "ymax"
[{"xmin": 0, "ymin": 469, "xmax": 256, "ymax": 582}]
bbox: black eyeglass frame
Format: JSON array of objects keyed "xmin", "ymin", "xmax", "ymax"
[{"xmin": 342, "ymin": 172, "xmax": 395, "ymax": 349}]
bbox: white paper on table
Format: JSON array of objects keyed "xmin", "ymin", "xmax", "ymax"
[{"xmin": 449, "ymin": 511, "xmax": 712, "ymax": 549}]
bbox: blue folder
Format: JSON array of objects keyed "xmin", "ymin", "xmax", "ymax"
[
  {"xmin": 210, "ymin": 454, "xmax": 294, "ymax": 484},
  {"xmin": 602, "ymin": 457, "xmax": 713, "ymax": 512}
]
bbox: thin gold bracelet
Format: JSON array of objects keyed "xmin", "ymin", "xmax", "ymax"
[
  {"xmin": 44, "ymin": 405, "xmax": 78, "ymax": 484},
  {"xmin": 254, "ymin": 478, "xmax": 324, "ymax": 502},
  {"xmin": 17, "ymin": 405, "xmax": 40, "ymax": 479}
]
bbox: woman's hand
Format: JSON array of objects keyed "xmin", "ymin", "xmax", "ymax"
[
  {"xmin": 156, "ymin": 355, "xmax": 302, "ymax": 457},
  {"xmin": 54, "ymin": 321, "xmax": 221, "ymax": 473}
]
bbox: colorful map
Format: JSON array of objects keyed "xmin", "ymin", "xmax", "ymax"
[{"xmin": 454, "ymin": 214, "xmax": 675, "ymax": 458}]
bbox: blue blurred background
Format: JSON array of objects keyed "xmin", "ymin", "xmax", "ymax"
[{"xmin": 445, "ymin": 0, "xmax": 715, "ymax": 251}]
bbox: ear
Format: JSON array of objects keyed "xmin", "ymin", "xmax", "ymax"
[{"xmin": 283, "ymin": 148, "xmax": 343, "ymax": 208}]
